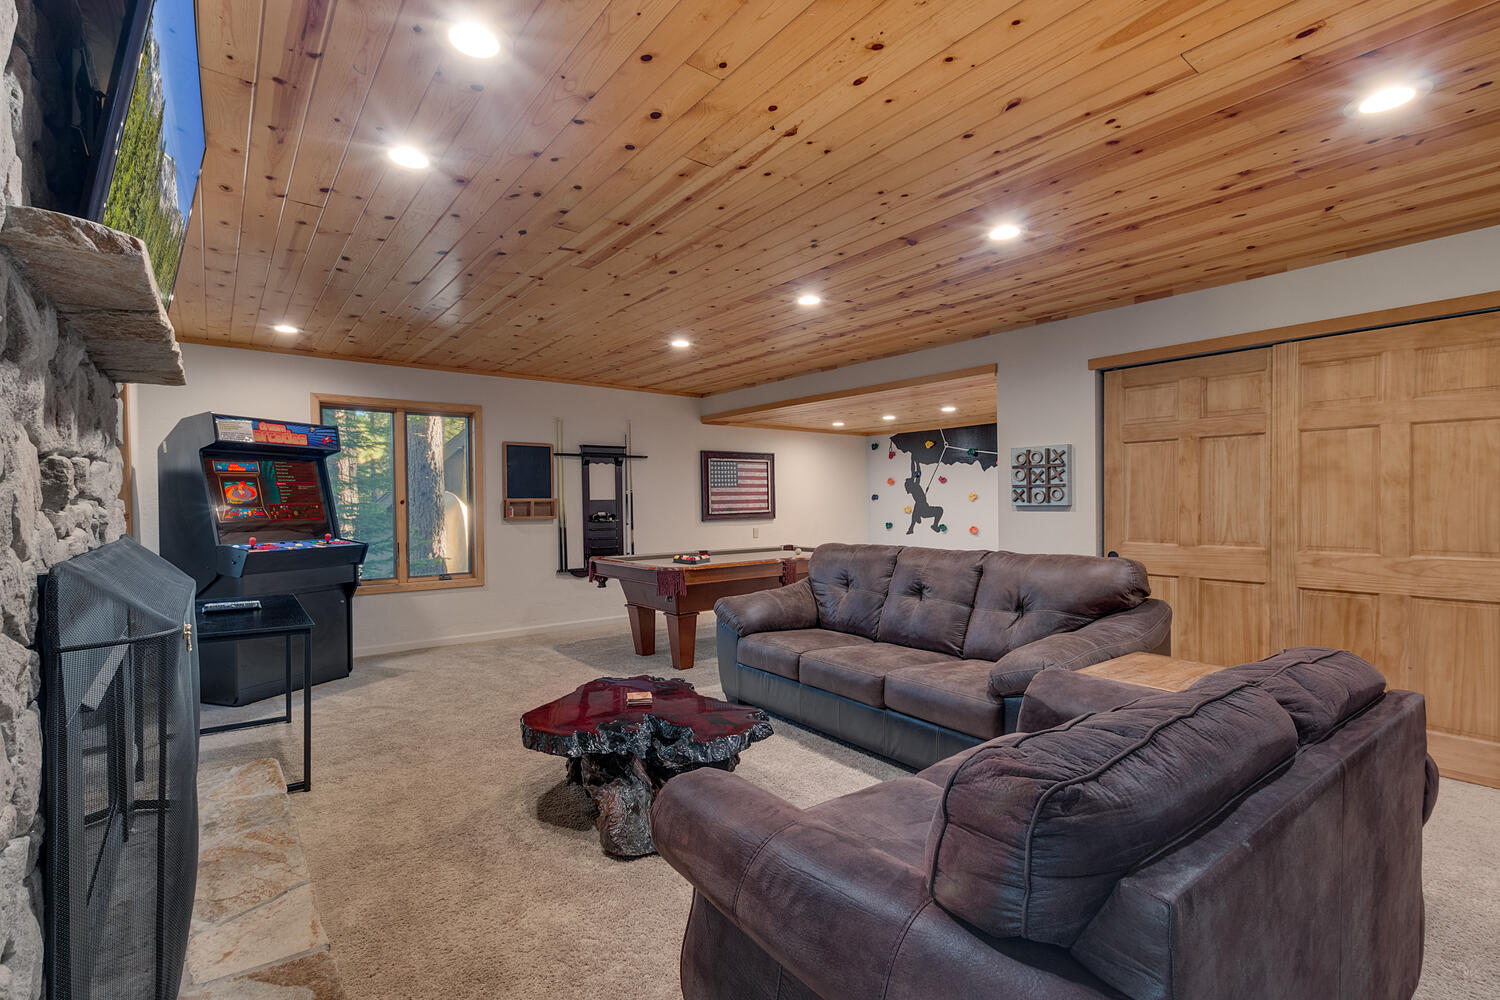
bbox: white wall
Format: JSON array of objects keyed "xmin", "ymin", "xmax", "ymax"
[
  {"xmin": 129, "ymin": 344, "xmax": 867, "ymax": 654},
  {"xmin": 865, "ymin": 430, "xmax": 1001, "ymax": 547},
  {"xmin": 704, "ymin": 224, "xmax": 1500, "ymax": 556}
]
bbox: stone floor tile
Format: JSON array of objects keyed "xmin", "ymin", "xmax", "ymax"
[{"xmin": 179, "ymin": 951, "xmax": 345, "ymax": 1000}]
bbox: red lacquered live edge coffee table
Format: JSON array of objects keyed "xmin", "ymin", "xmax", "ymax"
[{"xmin": 521, "ymin": 676, "xmax": 773, "ymax": 857}]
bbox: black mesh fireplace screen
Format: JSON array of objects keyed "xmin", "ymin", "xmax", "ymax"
[{"xmin": 39, "ymin": 536, "xmax": 200, "ymax": 1000}]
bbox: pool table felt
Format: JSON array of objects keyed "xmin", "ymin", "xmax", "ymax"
[{"xmin": 590, "ymin": 547, "xmax": 808, "ymax": 571}]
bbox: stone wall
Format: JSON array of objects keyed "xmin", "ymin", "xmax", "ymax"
[{"xmin": 0, "ymin": 0, "xmax": 127, "ymax": 996}]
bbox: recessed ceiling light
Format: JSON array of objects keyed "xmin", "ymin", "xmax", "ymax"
[
  {"xmin": 272, "ymin": 323, "xmax": 299, "ymax": 335},
  {"xmin": 1357, "ymin": 85, "xmax": 1417, "ymax": 114},
  {"xmin": 387, "ymin": 145, "xmax": 430, "ymax": 169},
  {"xmin": 881, "ymin": 414, "xmax": 897, "ymax": 422},
  {"xmin": 669, "ymin": 337, "xmax": 691, "ymax": 348},
  {"xmin": 831, "ymin": 421, "xmax": 845, "ymax": 427},
  {"xmin": 448, "ymin": 22, "xmax": 501, "ymax": 59},
  {"xmin": 940, "ymin": 405, "xmax": 957, "ymax": 413},
  {"xmin": 988, "ymin": 223, "xmax": 1023, "ymax": 241},
  {"xmin": 796, "ymin": 293, "xmax": 821, "ymax": 306},
  {"xmin": 1348, "ymin": 80, "xmax": 1431, "ymax": 116}
]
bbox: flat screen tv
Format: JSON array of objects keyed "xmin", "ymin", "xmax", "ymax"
[{"xmin": 69, "ymin": 0, "xmax": 204, "ymax": 304}]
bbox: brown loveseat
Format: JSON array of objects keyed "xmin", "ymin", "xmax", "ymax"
[
  {"xmin": 713, "ymin": 543, "xmax": 1171, "ymax": 768},
  {"xmin": 654, "ymin": 648, "xmax": 1433, "ymax": 1000}
]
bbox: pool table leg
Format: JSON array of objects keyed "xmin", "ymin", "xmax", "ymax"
[
  {"xmin": 625, "ymin": 604, "xmax": 656, "ymax": 656},
  {"xmin": 665, "ymin": 612, "xmax": 697, "ymax": 670}
]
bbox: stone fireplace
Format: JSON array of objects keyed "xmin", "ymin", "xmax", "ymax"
[{"xmin": 0, "ymin": 0, "xmax": 184, "ymax": 994}]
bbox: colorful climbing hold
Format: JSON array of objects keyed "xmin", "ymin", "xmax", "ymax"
[
  {"xmin": 938, "ymin": 476, "xmax": 947, "ymax": 484},
  {"xmin": 884, "ymin": 521, "xmax": 893, "ymax": 530},
  {"xmin": 871, "ymin": 442, "xmax": 879, "ymax": 451},
  {"xmin": 903, "ymin": 505, "xmax": 913, "ymax": 514},
  {"xmin": 925, "ymin": 440, "xmax": 935, "ymax": 449},
  {"xmin": 871, "ymin": 494, "xmax": 879, "ymax": 501},
  {"xmin": 966, "ymin": 448, "xmax": 977, "ymax": 457},
  {"xmin": 937, "ymin": 524, "xmax": 949, "ymax": 533},
  {"xmin": 888, "ymin": 450, "xmax": 896, "ymax": 459},
  {"xmin": 968, "ymin": 492, "xmax": 978, "ymax": 502},
  {"xmin": 887, "ymin": 477, "xmax": 895, "ymax": 485},
  {"xmin": 969, "ymin": 525, "xmax": 979, "ymax": 535}
]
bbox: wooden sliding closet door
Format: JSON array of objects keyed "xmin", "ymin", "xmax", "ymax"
[
  {"xmin": 1102, "ymin": 350, "xmax": 1276, "ymax": 665},
  {"xmin": 1286, "ymin": 314, "xmax": 1500, "ymax": 785},
  {"xmin": 1104, "ymin": 310, "xmax": 1500, "ymax": 786}
]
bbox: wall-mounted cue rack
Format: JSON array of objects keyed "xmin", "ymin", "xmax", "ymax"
[
  {"xmin": 503, "ymin": 442, "xmax": 557, "ymax": 520},
  {"xmin": 554, "ymin": 434, "xmax": 647, "ymax": 576}
]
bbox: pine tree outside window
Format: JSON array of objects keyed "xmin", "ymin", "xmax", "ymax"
[{"xmin": 313, "ymin": 395, "xmax": 484, "ymax": 594}]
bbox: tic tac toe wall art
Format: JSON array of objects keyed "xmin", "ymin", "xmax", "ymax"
[{"xmin": 1009, "ymin": 445, "xmax": 1072, "ymax": 509}]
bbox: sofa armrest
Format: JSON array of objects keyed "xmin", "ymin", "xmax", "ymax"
[
  {"xmin": 1424, "ymin": 753, "xmax": 1440, "ymax": 824},
  {"xmin": 989, "ymin": 598, "xmax": 1172, "ymax": 698},
  {"xmin": 652, "ymin": 768, "xmax": 808, "ymax": 916},
  {"xmin": 656, "ymin": 770, "xmax": 1121, "ymax": 1000},
  {"xmin": 1016, "ymin": 668, "xmax": 1157, "ymax": 733},
  {"xmin": 654, "ymin": 770, "xmax": 917, "ymax": 1000},
  {"xmin": 653, "ymin": 769, "xmax": 926, "ymax": 1000},
  {"xmin": 713, "ymin": 577, "xmax": 817, "ymax": 636}
]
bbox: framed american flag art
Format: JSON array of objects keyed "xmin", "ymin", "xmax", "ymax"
[{"xmin": 701, "ymin": 451, "xmax": 776, "ymax": 520}]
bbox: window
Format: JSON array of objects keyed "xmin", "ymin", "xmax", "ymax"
[{"xmin": 313, "ymin": 395, "xmax": 484, "ymax": 594}]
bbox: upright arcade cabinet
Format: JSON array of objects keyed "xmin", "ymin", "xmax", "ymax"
[{"xmin": 158, "ymin": 413, "xmax": 367, "ymax": 705}]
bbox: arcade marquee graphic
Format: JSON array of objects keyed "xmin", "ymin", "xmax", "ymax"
[{"xmin": 213, "ymin": 415, "xmax": 339, "ymax": 449}]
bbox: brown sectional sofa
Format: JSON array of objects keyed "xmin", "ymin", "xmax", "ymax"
[
  {"xmin": 714, "ymin": 543, "xmax": 1172, "ymax": 768},
  {"xmin": 654, "ymin": 648, "xmax": 1434, "ymax": 1000}
]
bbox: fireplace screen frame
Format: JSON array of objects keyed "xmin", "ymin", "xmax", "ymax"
[{"xmin": 38, "ymin": 536, "xmax": 200, "ymax": 1000}]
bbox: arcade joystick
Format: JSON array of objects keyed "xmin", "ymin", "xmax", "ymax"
[
  {"xmin": 247, "ymin": 536, "xmax": 257, "ymax": 548},
  {"xmin": 320, "ymin": 532, "xmax": 332, "ymax": 546}
]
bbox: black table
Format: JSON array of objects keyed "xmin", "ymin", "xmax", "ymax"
[{"xmin": 195, "ymin": 594, "xmax": 315, "ymax": 792}]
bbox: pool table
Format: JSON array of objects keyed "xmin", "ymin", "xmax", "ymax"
[{"xmin": 588, "ymin": 545, "xmax": 811, "ymax": 670}]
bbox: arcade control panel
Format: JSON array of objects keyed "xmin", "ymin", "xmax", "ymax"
[
  {"xmin": 216, "ymin": 533, "xmax": 367, "ymax": 577},
  {"xmin": 233, "ymin": 534, "xmax": 362, "ymax": 552}
]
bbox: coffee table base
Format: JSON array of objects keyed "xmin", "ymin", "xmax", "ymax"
[
  {"xmin": 522, "ymin": 676, "xmax": 772, "ymax": 858},
  {"xmin": 565, "ymin": 752, "xmax": 741, "ymax": 857}
]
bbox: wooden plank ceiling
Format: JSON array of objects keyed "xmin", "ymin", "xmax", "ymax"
[
  {"xmin": 701, "ymin": 365, "xmax": 997, "ymax": 434},
  {"xmin": 171, "ymin": 0, "xmax": 1500, "ymax": 397}
]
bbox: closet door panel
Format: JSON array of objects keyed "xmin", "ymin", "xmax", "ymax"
[
  {"xmin": 1104, "ymin": 350, "xmax": 1274, "ymax": 665},
  {"xmin": 1104, "ymin": 310, "xmax": 1500, "ymax": 785}
]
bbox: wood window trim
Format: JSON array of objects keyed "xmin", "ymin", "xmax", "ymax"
[
  {"xmin": 1087, "ymin": 290, "xmax": 1500, "ymax": 372},
  {"xmin": 311, "ymin": 393, "xmax": 485, "ymax": 595}
]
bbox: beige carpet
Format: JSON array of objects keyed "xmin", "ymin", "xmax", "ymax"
[{"xmin": 199, "ymin": 619, "xmax": 1500, "ymax": 1000}]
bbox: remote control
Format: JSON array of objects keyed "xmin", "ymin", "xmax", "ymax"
[{"xmin": 200, "ymin": 600, "xmax": 263, "ymax": 613}]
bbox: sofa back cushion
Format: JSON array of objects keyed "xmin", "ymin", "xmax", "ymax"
[
  {"xmin": 1189, "ymin": 646, "xmax": 1386, "ymax": 744},
  {"xmin": 1069, "ymin": 691, "xmax": 1424, "ymax": 1000},
  {"xmin": 876, "ymin": 548, "xmax": 986, "ymax": 655},
  {"xmin": 808, "ymin": 543, "xmax": 902, "ymax": 640},
  {"xmin": 926, "ymin": 683, "xmax": 1297, "ymax": 948},
  {"xmin": 963, "ymin": 552, "xmax": 1149, "ymax": 661}
]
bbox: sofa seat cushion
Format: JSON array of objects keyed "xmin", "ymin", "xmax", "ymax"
[
  {"xmin": 926, "ymin": 682, "xmax": 1298, "ymax": 948},
  {"xmin": 807, "ymin": 777, "xmax": 944, "ymax": 860},
  {"xmin": 886, "ymin": 660, "xmax": 1009, "ymax": 740},
  {"xmin": 1189, "ymin": 646, "xmax": 1386, "ymax": 744},
  {"xmin": 876, "ymin": 548, "xmax": 985, "ymax": 655},
  {"xmin": 737, "ymin": 629, "xmax": 872, "ymax": 681},
  {"xmin": 799, "ymin": 643, "xmax": 956, "ymax": 707}
]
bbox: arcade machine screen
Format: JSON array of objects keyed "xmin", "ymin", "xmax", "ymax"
[{"xmin": 204, "ymin": 457, "xmax": 332, "ymax": 543}]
